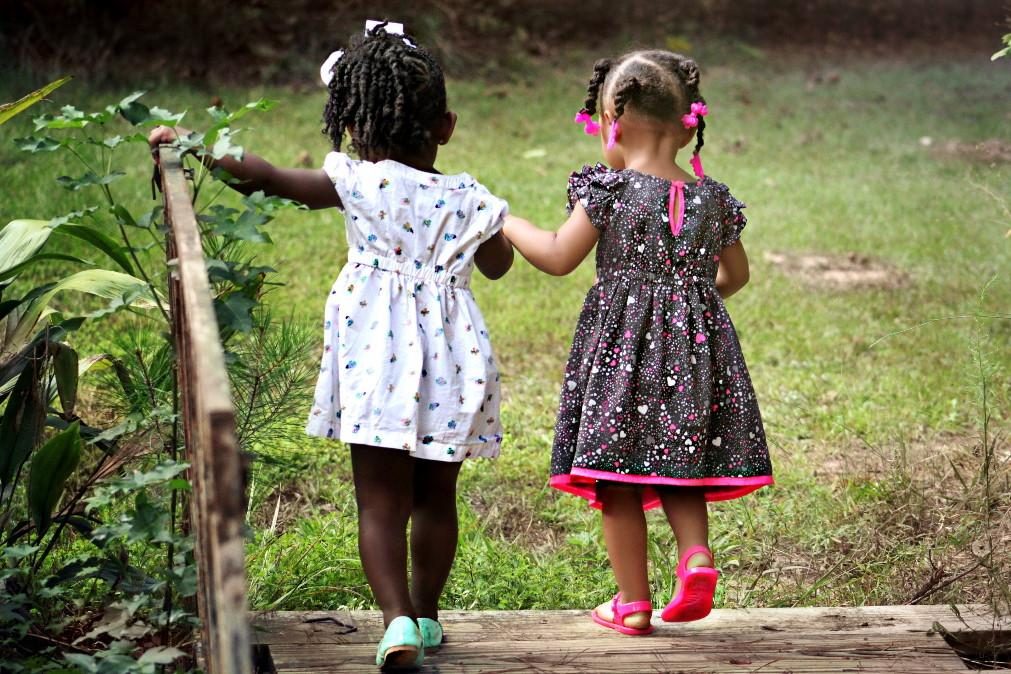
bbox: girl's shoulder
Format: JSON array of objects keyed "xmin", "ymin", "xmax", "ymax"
[
  {"xmin": 568, "ymin": 163, "xmax": 625, "ymax": 195},
  {"xmin": 697, "ymin": 175, "xmax": 746, "ymax": 216},
  {"xmin": 323, "ymin": 151, "xmax": 486, "ymax": 190},
  {"xmin": 566, "ymin": 163, "xmax": 626, "ymax": 217}
]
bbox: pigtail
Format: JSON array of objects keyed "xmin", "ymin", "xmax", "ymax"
[
  {"xmin": 677, "ymin": 57, "xmax": 706, "ymax": 156},
  {"xmin": 582, "ymin": 58, "xmax": 613, "ymax": 116},
  {"xmin": 694, "ymin": 115, "xmax": 705, "ymax": 156}
]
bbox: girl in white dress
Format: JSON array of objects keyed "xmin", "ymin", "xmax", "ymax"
[{"xmin": 150, "ymin": 22, "xmax": 513, "ymax": 670}]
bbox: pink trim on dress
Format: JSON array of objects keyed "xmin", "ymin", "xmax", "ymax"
[
  {"xmin": 549, "ymin": 469, "xmax": 773, "ymax": 510},
  {"xmin": 668, "ymin": 181, "xmax": 686, "ymax": 236}
]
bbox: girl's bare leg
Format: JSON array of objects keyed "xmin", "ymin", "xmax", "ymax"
[
  {"xmin": 409, "ymin": 458, "xmax": 463, "ymax": 620},
  {"xmin": 350, "ymin": 444, "xmax": 416, "ymax": 625},
  {"xmin": 658, "ymin": 487, "xmax": 713, "ymax": 575},
  {"xmin": 594, "ymin": 482, "xmax": 651, "ymax": 628}
]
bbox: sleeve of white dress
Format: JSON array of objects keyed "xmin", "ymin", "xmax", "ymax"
[
  {"xmin": 471, "ymin": 182, "xmax": 509, "ymax": 243},
  {"xmin": 321, "ymin": 151, "xmax": 356, "ymax": 212}
]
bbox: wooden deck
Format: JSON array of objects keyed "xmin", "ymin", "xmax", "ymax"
[{"xmin": 251, "ymin": 604, "xmax": 994, "ymax": 673}]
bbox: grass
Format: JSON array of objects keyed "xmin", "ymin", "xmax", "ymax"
[{"xmin": 1, "ymin": 44, "xmax": 1009, "ymax": 615}]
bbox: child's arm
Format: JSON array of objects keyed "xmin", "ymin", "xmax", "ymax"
[
  {"xmin": 474, "ymin": 231, "xmax": 514, "ymax": 280},
  {"xmin": 716, "ymin": 241, "xmax": 750, "ymax": 298},
  {"xmin": 502, "ymin": 204, "xmax": 599, "ymax": 276},
  {"xmin": 148, "ymin": 125, "xmax": 340, "ymax": 210}
]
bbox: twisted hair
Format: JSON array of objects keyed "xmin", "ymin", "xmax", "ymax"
[
  {"xmin": 581, "ymin": 50, "xmax": 707, "ymax": 156},
  {"xmin": 581, "ymin": 58, "xmax": 613, "ymax": 115},
  {"xmin": 322, "ymin": 23, "xmax": 447, "ymax": 159}
]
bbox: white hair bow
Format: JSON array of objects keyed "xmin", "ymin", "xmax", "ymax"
[{"xmin": 319, "ymin": 20, "xmax": 414, "ymax": 86}]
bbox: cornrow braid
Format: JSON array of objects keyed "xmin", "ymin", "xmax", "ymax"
[
  {"xmin": 322, "ymin": 23, "xmax": 447, "ymax": 160},
  {"xmin": 611, "ymin": 76, "xmax": 641, "ymax": 121},
  {"xmin": 581, "ymin": 58, "xmax": 613, "ymax": 116}
]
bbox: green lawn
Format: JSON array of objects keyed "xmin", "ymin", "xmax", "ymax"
[{"xmin": 2, "ymin": 45, "xmax": 1009, "ymax": 613}]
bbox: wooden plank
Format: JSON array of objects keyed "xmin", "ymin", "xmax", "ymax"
[
  {"xmin": 250, "ymin": 605, "xmax": 994, "ymax": 645},
  {"xmin": 161, "ymin": 147, "xmax": 252, "ymax": 674},
  {"xmin": 251, "ymin": 606, "xmax": 987, "ymax": 673}
]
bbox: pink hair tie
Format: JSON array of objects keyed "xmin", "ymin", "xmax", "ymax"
[
  {"xmin": 606, "ymin": 119, "xmax": 620, "ymax": 149},
  {"xmin": 681, "ymin": 101, "xmax": 709, "ymax": 129},
  {"xmin": 690, "ymin": 152, "xmax": 705, "ymax": 179},
  {"xmin": 574, "ymin": 110, "xmax": 601, "ymax": 136}
]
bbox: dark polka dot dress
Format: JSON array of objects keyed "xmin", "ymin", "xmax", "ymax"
[{"xmin": 549, "ymin": 164, "xmax": 773, "ymax": 511}]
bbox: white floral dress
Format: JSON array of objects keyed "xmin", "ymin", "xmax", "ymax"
[{"xmin": 305, "ymin": 152, "xmax": 509, "ymax": 461}]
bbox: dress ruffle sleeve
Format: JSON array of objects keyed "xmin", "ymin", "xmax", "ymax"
[
  {"xmin": 322, "ymin": 151, "xmax": 357, "ymax": 212},
  {"xmin": 718, "ymin": 184, "xmax": 748, "ymax": 248},
  {"xmin": 566, "ymin": 163, "xmax": 624, "ymax": 231}
]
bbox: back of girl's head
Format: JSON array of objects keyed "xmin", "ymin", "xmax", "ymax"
[
  {"xmin": 322, "ymin": 23, "xmax": 447, "ymax": 160},
  {"xmin": 582, "ymin": 50, "xmax": 707, "ymax": 155}
]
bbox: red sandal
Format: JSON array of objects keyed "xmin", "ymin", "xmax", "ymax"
[
  {"xmin": 591, "ymin": 593, "xmax": 655, "ymax": 635},
  {"xmin": 660, "ymin": 545, "xmax": 719, "ymax": 622}
]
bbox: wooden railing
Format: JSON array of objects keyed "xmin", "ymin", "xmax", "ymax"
[{"xmin": 160, "ymin": 147, "xmax": 252, "ymax": 674}]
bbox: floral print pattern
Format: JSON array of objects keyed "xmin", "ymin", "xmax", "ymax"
[{"xmin": 306, "ymin": 153, "xmax": 508, "ymax": 462}]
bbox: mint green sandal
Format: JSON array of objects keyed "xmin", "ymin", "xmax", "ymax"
[
  {"xmin": 375, "ymin": 616, "xmax": 423, "ymax": 669},
  {"xmin": 418, "ymin": 617, "xmax": 444, "ymax": 649}
]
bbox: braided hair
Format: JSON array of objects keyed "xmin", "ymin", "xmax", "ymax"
[
  {"xmin": 322, "ymin": 23, "xmax": 447, "ymax": 160},
  {"xmin": 580, "ymin": 50, "xmax": 706, "ymax": 157}
]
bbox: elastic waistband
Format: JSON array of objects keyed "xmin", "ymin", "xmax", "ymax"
[
  {"xmin": 347, "ymin": 250, "xmax": 471, "ymax": 288},
  {"xmin": 599, "ymin": 268, "xmax": 683, "ymax": 285}
]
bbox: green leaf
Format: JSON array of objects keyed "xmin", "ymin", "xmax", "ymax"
[
  {"xmin": 129, "ymin": 491, "xmax": 172, "ymax": 543},
  {"xmin": 2, "ymin": 544, "xmax": 38, "ymax": 561},
  {"xmin": 54, "ymin": 222, "xmax": 136, "ymax": 275},
  {"xmin": 137, "ymin": 646, "xmax": 186, "ymax": 665},
  {"xmin": 33, "ymin": 104, "xmax": 114, "ymax": 130},
  {"xmin": 242, "ymin": 189, "xmax": 304, "ymax": 214},
  {"xmin": 84, "ymin": 459, "xmax": 189, "ymax": 511},
  {"xmin": 209, "ymin": 127, "xmax": 244, "ymax": 161},
  {"xmin": 0, "ymin": 77, "xmax": 71, "ymax": 126},
  {"xmin": 9, "ymin": 269, "xmax": 157, "ymax": 348},
  {"xmin": 14, "ymin": 136, "xmax": 62, "ymax": 153},
  {"xmin": 0, "ymin": 252, "xmax": 92, "ymax": 283},
  {"xmin": 28, "ymin": 421, "xmax": 82, "ymax": 536},
  {"xmin": 53, "ymin": 345, "xmax": 79, "ymax": 415},
  {"xmin": 175, "ymin": 130, "xmax": 206, "ymax": 155},
  {"xmin": 0, "ymin": 362, "xmax": 45, "ymax": 489},
  {"xmin": 56, "ymin": 170, "xmax": 126, "ymax": 191},
  {"xmin": 216, "ymin": 209, "xmax": 271, "ymax": 243},
  {"xmin": 143, "ymin": 106, "xmax": 185, "ymax": 127},
  {"xmin": 218, "ymin": 97, "xmax": 277, "ymax": 125},
  {"xmin": 0, "ymin": 219, "xmax": 55, "ymax": 278},
  {"xmin": 168, "ymin": 478, "xmax": 191, "ymax": 491},
  {"xmin": 49, "ymin": 207, "xmax": 98, "ymax": 227},
  {"xmin": 136, "ymin": 206, "xmax": 163, "ymax": 229},
  {"xmin": 215, "ymin": 293, "xmax": 256, "ymax": 333},
  {"xmin": 118, "ymin": 91, "xmax": 150, "ymax": 125}
]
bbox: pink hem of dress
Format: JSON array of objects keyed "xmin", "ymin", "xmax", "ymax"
[{"xmin": 549, "ymin": 469, "xmax": 773, "ymax": 510}]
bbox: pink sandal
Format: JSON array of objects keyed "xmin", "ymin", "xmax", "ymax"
[
  {"xmin": 591, "ymin": 593, "xmax": 655, "ymax": 636},
  {"xmin": 660, "ymin": 545, "xmax": 719, "ymax": 622}
]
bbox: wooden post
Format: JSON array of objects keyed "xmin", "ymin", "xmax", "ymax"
[{"xmin": 160, "ymin": 147, "xmax": 252, "ymax": 674}]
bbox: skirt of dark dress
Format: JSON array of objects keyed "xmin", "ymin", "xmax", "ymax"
[{"xmin": 549, "ymin": 275, "xmax": 773, "ymax": 511}]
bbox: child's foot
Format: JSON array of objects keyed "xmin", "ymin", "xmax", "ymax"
[
  {"xmin": 591, "ymin": 593, "xmax": 654, "ymax": 635},
  {"xmin": 375, "ymin": 616, "xmax": 424, "ymax": 670},
  {"xmin": 661, "ymin": 546, "xmax": 718, "ymax": 623},
  {"xmin": 417, "ymin": 617, "xmax": 443, "ymax": 649}
]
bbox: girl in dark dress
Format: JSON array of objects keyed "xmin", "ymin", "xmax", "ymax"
[{"xmin": 505, "ymin": 50, "xmax": 773, "ymax": 635}]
